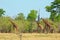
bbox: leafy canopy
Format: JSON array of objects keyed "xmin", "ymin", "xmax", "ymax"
[
  {"xmin": 46, "ymin": 0, "xmax": 60, "ymax": 22},
  {"xmin": 15, "ymin": 13, "xmax": 25, "ymax": 20},
  {"xmin": 27, "ymin": 10, "xmax": 37, "ymax": 21},
  {"xmin": 0, "ymin": 9, "xmax": 5, "ymax": 17}
]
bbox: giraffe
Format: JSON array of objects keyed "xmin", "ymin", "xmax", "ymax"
[
  {"xmin": 9, "ymin": 19, "xmax": 18, "ymax": 33},
  {"xmin": 36, "ymin": 21, "xmax": 43, "ymax": 33},
  {"xmin": 9, "ymin": 19, "xmax": 22, "ymax": 40},
  {"xmin": 42, "ymin": 18, "xmax": 54, "ymax": 33}
]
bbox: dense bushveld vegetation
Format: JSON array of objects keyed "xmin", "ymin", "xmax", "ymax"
[{"xmin": 0, "ymin": 0, "xmax": 60, "ymax": 33}]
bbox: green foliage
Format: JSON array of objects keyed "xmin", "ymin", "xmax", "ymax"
[
  {"xmin": 46, "ymin": 0, "xmax": 60, "ymax": 22},
  {"xmin": 27, "ymin": 10, "xmax": 38, "ymax": 32},
  {"xmin": 55, "ymin": 14, "xmax": 60, "ymax": 22},
  {"xmin": 0, "ymin": 9, "xmax": 5, "ymax": 17},
  {"xmin": 27, "ymin": 10, "xmax": 37, "ymax": 21},
  {"xmin": 53, "ymin": 0, "xmax": 60, "ymax": 4},
  {"xmin": 15, "ymin": 13, "xmax": 25, "ymax": 20},
  {"xmin": 0, "ymin": 16, "xmax": 13, "ymax": 33},
  {"xmin": 14, "ymin": 20, "xmax": 37, "ymax": 33},
  {"xmin": 46, "ymin": 6, "xmax": 52, "ymax": 12}
]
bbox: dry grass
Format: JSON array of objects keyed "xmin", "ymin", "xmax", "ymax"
[
  {"xmin": 0, "ymin": 33, "xmax": 20, "ymax": 40},
  {"xmin": 22, "ymin": 33, "xmax": 60, "ymax": 40},
  {"xmin": 0, "ymin": 33, "xmax": 60, "ymax": 40}
]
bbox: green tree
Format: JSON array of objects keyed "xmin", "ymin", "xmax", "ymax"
[
  {"xmin": 27, "ymin": 10, "xmax": 37, "ymax": 32},
  {"xmin": 27, "ymin": 10, "xmax": 37, "ymax": 21},
  {"xmin": 0, "ymin": 16, "xmax": 13, "ymax": 33},
  {"xmin": 46, "ymin": 0, "xmax": 60, "ymax": 22},
  {"xmin": 15, "ymin": 13, "xmax": 25, "ymax": 32},
  {"xmin": 15, "ymin": 13, "xmax": 25, "ymax": 20},
  {"xmin": 0, "ymin": 9, "xmax": 5, "ymax": 17}
]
